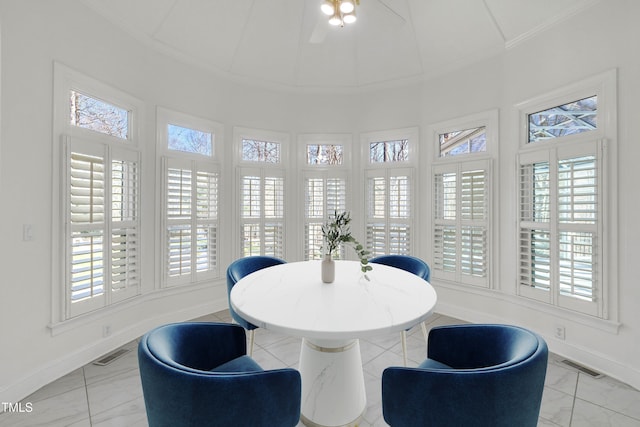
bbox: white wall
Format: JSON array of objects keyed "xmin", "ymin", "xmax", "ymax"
[{"xmin": 1, "ymin": 0, "xmax": 638, "ymax": 404}]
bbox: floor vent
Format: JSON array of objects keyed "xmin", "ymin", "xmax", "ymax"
[
  {"xmin": 561, "ymin": 359, "xmax": 603, "ymax": 378},
  {"xmin": 93, "ymin": 348, "xmax": 130, "ymax": 366}
]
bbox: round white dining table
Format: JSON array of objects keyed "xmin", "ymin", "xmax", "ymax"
[{"xmin": 230, "ymin": 260, "xmax": 437, "ymax": 427}]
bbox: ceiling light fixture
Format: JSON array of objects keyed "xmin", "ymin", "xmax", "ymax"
[{"xmin": 321, "ymin": 0, "xmax": 359, "ymax": 27}]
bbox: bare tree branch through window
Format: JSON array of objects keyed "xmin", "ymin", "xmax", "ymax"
[
  {"xmin": 369, "ymin": 139, "xmax": 408, "ymax": 163},
  {"xmin": 70, "ymin": 91, "xmax": 129, "ymax": 139}
]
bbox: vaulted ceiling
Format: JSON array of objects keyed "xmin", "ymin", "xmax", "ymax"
[{"xmin": 80, "ymin": 0, "xmax": 600, "ymax": 91}]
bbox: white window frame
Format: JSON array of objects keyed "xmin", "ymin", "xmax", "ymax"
[
  {"xmin": 430, "ymin": 110, "xmax": 497, "ymax": 288},
  {"xmin": 157, "ymin": 107, "xmax": 223, "ymax": 287},
  {"xmin": 298, "ymin": 134, "xmax": 352, "ymax": 260},
  {"xmin": 234, "ymin": 127, "xmax": 290, "ymax": 259},
  {"xmin": 361, "ymin": 127, "xmax": 418, "ymax": 257},
  {"xmin": 52, "ymin": 62, "xmax": 144, "ymax": 322},
  {"xmin": 516, "ymin": 69, "xmax": 618, "ymax": 320}
]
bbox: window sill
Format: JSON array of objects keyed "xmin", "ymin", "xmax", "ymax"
[
  {"xmin": 48, "ymin": 280, "xmax": 220, "ymax": 337},
  {"xmin": 432, "ymin": 279, "xmax": 621, "ymax": 335}
]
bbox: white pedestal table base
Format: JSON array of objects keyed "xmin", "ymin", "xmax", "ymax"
[{"xmin": 299, "ymin": 338, "xmax": 366, "ymax": 427}]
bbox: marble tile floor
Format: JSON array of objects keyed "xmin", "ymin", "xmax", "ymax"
[{"xmin": 2, "ymin": 310, "xmax": 639, "ymax": 427}]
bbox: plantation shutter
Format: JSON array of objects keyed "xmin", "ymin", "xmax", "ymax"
[
  {"xmin": 164, "ymin": 157, "xmax": 219, "ymax": 285},
  {"xmin": 264, "ymin": 175, "xmax": 284, "ymax": 256},
  {"xmin": 433, "ymin": 167, "xmax": 457, "ymax": 280},
  {"xmin": 518, "ymin": 140, "xmax": 602, "ymax": 316},
  {"xmin": 65, "ymin": 138, "xmax": 141, "ymax": 317},
  {"xmin": 366, "ymin": 173, "xmax": 386, "ymax": 256},
  {"xmin": 557, "ymin": 155, "xmax": 597, "ymax": 303},
  {"xmin": 303, "ymin": 173, "xmax": 347, "ymax": 260},
  {"xmin": 518, "ymin": 151, "xmax": 552, "ymax": 298},
  {"xmin": 433, "ymin": 160, "xmax": 489, "ymax": 287},
  {"xmin": 241, "ymin": 172, "xmax": 261, "ymax": 257},
  {"xmin": 68, "ymin": 147, "xmax": 106, "ymax": 316},
  {"xmin": 196, "ymin": 168, "xmax": 219, "ymax": 277},
  {"xmin": 166, "ymin": 159, "xmax": 192, "ymax": 284},
  {"xmin": 389, "ymin": 174, "xmax": 411, "ymax": 255},
  {"xmin": 365, "ymin": 168, "xmax": 412, "ymax": 256},
  {"xmin": 110, "ymin": 147, "xmax": 140, "ymax": 303},
  {"xmin": 327, "ymin": 177, "xmax": 347, "ymax": 213},
  {"xmin": 240, "ymin": 168, "xmax": 285, "ymax": 258},
  {"xmin": 460, "ymin": 169, "xmax": 487, "ymax": 279},
  {"xmin": 304, "ymin": 177, "xmax": 324, "ymax": 260}
]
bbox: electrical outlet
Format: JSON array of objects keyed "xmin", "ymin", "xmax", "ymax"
[
  {"xmin": 554, "ymin": 325, "xmax": 565, "ymax": 340},
  {"xmin": 103, "ymin": 325, "xmax": 112, "ymax": 337},
  {"xmin": 23, "ymin": 224, "xmax": 33, "ymax": 241}
]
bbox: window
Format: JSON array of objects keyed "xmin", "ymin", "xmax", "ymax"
[
  {"xmin": 236, "ymin": 128, "xmax": 288, "ymax": 258},
  {"xmin": 307, "ymin": 144, "xmax": 343, "ymax": 165},
  {"xmin": 433, "ymin": 162, "xmax": 490, "ymax": 287},
  {"xmin": 242, "ymin": 138, "xmax": 280, "ymax": 163},
  {"xmin": 300, "ymin": 134, "xmax": 350, "ymax": 259},
  {"xmin": 519, "ymin": 142, "xmax": 602, "ymax": 315},
  {"xmin": 439, "ymin": 126, "xmax": 486, "ymax": 157},
  {"xmin": 517, "ymin": 70, "xmax": 616, "ymax": 319},
  {"xmin": 304, "ymin": 177, "xmax": 347, "ymax": 259},
  {"xmin": 240, "ymin": 172, "xmax": 285, "ymax": 256},
  {"xmin": 430, "ymin": 110, "xmax": 496, "ymax": 288},
  {"xmin": 159, "ymin": 108, "xmax": 222, "ymax": 286},
  {"xmin": 370, "ymin": 140, "xmax": 408, "ymax": 163},
  {"xmin": 53, "ymin": 63, "xmax": 143, "ymax": 321},
  {"xmin": 163, "ymin": 160, "xmax": 219, "ymax": 284},
  {"xmin": 528, "ymin": 96, "xmax": 597, "ymax": 142},
  {"xmin": 168, "ymin": 124, "xmax": 212, "ymax": 156},
  {"xmin": 70, "ymin": 91, "xmax": 130, "ymax": 139},
  {"xmin": 63, "ymin": 141, "xmax": 141, "ymax": 317},
  {"xmin": 362, "ymin": 128, "xmax": 417, "ymax": 257},
  {"xmin": 54, "ymin": 64, "xmax": 144, "ymax": 321}
]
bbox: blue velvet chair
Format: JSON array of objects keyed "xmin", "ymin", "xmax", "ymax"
[
  {"xmin": 370, "ymin": 254, "xmax": 431, "ymax": 365},
  {"xmin": 138, "ymin": 322, "xmax": 301, "ymax": 427},
  {"xmin": 382, "ymin": 324, "xmax": 548, "ymax": 427},
  {"xmin": 226, "ymin": 256, "xmax": 286, "ymax": 356}
]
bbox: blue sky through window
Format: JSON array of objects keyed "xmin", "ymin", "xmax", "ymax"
[{"xmin": 168, "ymin": 124, "xmax": 212, "ymax": 156}]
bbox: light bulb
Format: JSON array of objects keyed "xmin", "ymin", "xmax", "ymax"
[
  {"xmin": 328, "ymin": 12, "xmax": 342, "ymax": 26},
  {"xmin": 343, "ymin": 11, "xmax": 356, "ymax": 24},
  {"xmin": 340, "ymin": 0, "xmax": 355, "ymax": 13},
  {"xmin": 321, "ymin": 0, "xmax": 334, "ymax": 16}
]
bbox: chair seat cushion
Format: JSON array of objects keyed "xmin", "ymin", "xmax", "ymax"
[
  {"xmin": 210, "ymin": 355, "xmax": 263, "ymax": 373},
  {"xmin": 418, "ymin": 358, "xmax": 452, "ymax": 370}
]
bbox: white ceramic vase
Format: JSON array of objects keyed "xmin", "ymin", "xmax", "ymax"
[{"xmin": 321, "ymin": 254, "xmax": 335, "ymax": 283}]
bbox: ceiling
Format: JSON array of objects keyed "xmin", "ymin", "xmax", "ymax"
[{"xmin": 80, "ymin": 0, "xmax": 600, "ymax": 91}]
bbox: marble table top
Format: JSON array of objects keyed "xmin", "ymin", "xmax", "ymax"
[{"xmin": 230, "ymin": 260, "xmax": 437, "ymax": 341}]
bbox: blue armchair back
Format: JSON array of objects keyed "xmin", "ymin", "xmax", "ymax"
[
  {"xmin": 138, "ymin": 322, "xmax": 301, "ymax": 427},
  {"xmin": 370, "ymin": 254, "xmax": 430, "ymax": 281},
  {"xmin": 226, "ymin": 256, "xmax": 286, "ymax": 329},
  {"xmin": 382, "ymin": 324, "xmax": 548, "ymax": 427}
]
